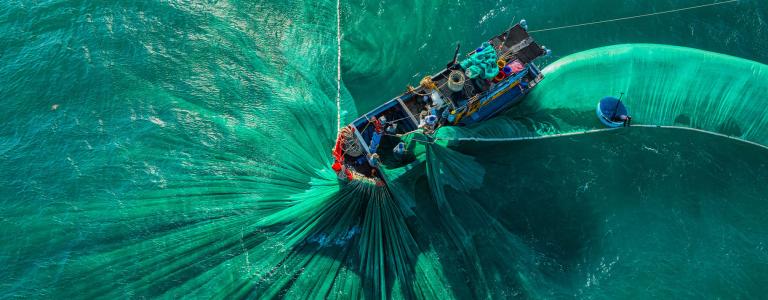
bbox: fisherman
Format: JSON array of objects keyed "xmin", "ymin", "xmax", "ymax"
[
  {"xmin": 418, "ymin": 103, "xmax": 433, "ymax": 126},
  {"xmin": 441, "ymin": 108, "xmax": 451, "ymax": 124},
  {"xmin": 370, "ymin": 130, "xmax": 383, "ymax": 153},
  {"xmin": 418, "ymin": 110, "xmax": 428, "ymax": 127},
  {"xmin": 368, "ymin": 153, "xmax": 381, "ymax": 177},
  {"xmin": 386, "ymin": 122, "xmax": 398, "ymax": 135},
  {"xmin": 420, "ymin": 94, "xmax": 431, "ymax": 106},
  {"xmin": 378, "ymin": 115, "xmax": 396, "ymax": 134},
  {"xmin": 369, "ymin": 116, "xmax": 383, "ymax": 133},
  {"xmin": 392, "ymin": 142, "xmax": 405, "ymax": 160},
  {"xmin": 421, "ymin": 114, "xmax": 438, "ymax": 134},
  {"xmin": 424, "ymin": 115, "xmax": 438, "ymax": 127},
  {"xmin": 336, "ymin": 164, "xmax": 347, "ymax": 180},
  {"xmin": 623, "ymin": 115, "xmax": 632, "ymax": 127}
]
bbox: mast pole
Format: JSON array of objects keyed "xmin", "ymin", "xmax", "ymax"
[
  {"xmin": 448, "ymin": 43, "xmax": 461, "ymax": 68},
  {"xmin": 611, "ymin": 92, "xmax": 624, "ymax": 120}
]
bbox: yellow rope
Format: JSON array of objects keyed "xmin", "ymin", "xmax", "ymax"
[
  {"xmin": 407, "ymin": 75, "xmax": 450, "ymax": 96},
  {"xmin": 420, "ymin": 76, "xmax": 437, "ymax": 90}
]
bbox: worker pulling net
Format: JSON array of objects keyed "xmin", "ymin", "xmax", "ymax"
[{"xmin": 338, "ymin": 125, "xmax": 363, "ymax": 157}]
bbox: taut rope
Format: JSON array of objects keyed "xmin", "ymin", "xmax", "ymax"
[
  {"xmin": 335, "ymin": 0, "xmax": 342, "ymax": 133},
  {"xmin": 529, "ymin": 0, "xmax": 739, "ymax": 33}
]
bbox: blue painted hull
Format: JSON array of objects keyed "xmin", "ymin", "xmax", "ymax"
[
  {"xmin": 596, "ymin": 97, "xmax": 629, "ymax": 128},
  {"xmin": 330, "ymin": 23, "xmax": 548, "ymax": 184},
  {"xmin": 454, "ymin": 65, "xmax": 540, "ymax": 126}
]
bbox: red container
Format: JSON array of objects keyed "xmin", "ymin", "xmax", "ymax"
[{"xmin": 492, "ymin": 71, "xmax": 507, "ymax": 83}]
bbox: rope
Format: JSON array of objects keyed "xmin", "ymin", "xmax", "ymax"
[
  {"xmin": 382, "ymin": 129, "xmax": 421, "ymax": 138},
  {"xmin": 435, "ymin": 125, "xmax": 768, "ymax": 151},
  {"xmin": 409, "ymin": 80, "xmax": 449, "ymax": 96},
  {"xmin": 444, "ymin": 127, "xmax": 623, "ymax": 142},
  {"xmin": 420, "ymin": 76, "xmax": 438, "ymax": 90},
  {"xmin": 529, "ymin": 0, "xmax": 739, "ymax": 33},
  {"xmin": 335, "ymin": 0, "xmax": 342, "ymax": 133},
  {"xmin": 360, "ymin": 0, "xmax": 739, "ymax": 138},
  {"xmin": 384, "ymin": 116, "xmax": 412, "ymax": 124}
]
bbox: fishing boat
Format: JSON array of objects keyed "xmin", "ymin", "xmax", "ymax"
[
  {"xmin": 331, "ymin": 21, "xmax": 548, "ymax": 184},
  {"xmin": 596, "ymin": 94, "xmax": 632, "ymax": 128}
]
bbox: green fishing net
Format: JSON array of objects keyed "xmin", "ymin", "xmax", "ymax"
[
  {"xmin": 459, "ymin": 42, "xmax": 500, "ymax": 79},
  {"xmin": 3, "ymin": 0, "xmax": 768, "ymax": 299},
  {"xmin": 437, "ymin": 44, "xmax": 768, "ymax": 148}
]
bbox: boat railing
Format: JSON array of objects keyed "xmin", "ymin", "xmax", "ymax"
[{"xmin": 453, "ymin": 67, "xmax": 530, "ymax": 112}]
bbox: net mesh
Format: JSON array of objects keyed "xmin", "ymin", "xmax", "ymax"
[{"xmin": 435, "ymin": 44, "xmax": 768, "ymax": 147}]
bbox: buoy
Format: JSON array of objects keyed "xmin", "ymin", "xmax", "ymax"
[{"xmin": 520, "ymin": 19, "xmax": 528, "ymax": 30}]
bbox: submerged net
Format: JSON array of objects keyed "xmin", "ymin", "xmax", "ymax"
[{"xmin": 3, "ymin": 1, "xmax": 768, "ymax": 299}]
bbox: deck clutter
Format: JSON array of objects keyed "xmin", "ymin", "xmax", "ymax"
[{"xmin": 332, "ymin": 20, "xmax": 549, "ymax": 184}]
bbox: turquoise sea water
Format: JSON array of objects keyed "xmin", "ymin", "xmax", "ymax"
[{"xmin": 1, "ymin": 0, "xmax": 767, "ymax": 298}]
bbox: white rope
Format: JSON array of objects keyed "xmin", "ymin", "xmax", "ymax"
[
  {"xmin": 529, "ymin": 0, "xmax": 739, "ymax": 33},
  {"xmin": 634, "ymin": 125, "xmax": 768, "ymax": 151},
  {"xmin": 441, "ymin": 125, "xmax": 768, "ymax": 151},
  {"xmin": 447, "ymin": 127, "xmax": 622, "ymax": 142},
  {"xmin": 335, "ymin": 0, "xmax": 342, "ymax": 133}
]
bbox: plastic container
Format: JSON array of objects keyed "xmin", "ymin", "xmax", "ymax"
[{"xmin": 492, "ymin": 71, "xmax": 507, "ymax": 83}]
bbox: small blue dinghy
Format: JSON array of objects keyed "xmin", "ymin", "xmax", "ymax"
[{"xmin": 596, "ymin": 94, "xmax": 631, "ymax": 128}]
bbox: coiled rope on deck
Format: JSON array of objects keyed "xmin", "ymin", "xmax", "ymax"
[
  {"xmin": 408, "ymin": 76, "xmax": 448, "ymax": 96},
  {"xmin": 529, "ymin": 0, "xmax": 739, "ymax": 33}
]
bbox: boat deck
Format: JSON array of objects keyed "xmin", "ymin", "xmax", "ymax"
[
  {"xmin": 410, "ymin": 24, "xmax": 546, "ymax": 111},
  {"xmin": 332, "ymin": 23, "xmax": 547, "ymax": 185}
]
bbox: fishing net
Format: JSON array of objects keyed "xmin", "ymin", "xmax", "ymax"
[
  {"xmin": 459, "ymin": 42, "xmax": 500, "ymax": 79},
  {"xmin": 4, "ymin": 0, "xmax": 768, "ymax": 298},
  {"xmin": 436, "ymin": 44, "xmax": 768, "ymax": 148},
  {"xmin": 376, "ymin": 43, "xmax": 768, "ymax": 297},
  {"xmin": 417, "ymin": 126, "xmax": 768, "ymax": 298}
]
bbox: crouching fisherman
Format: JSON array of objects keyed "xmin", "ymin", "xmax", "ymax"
[
  {"xmin": 419, "ymin": 114, "xmax": 438, "ymax": 135},
  {"xmin": 393, "ymin": 142, "xmax": 405, "ymax": 160},
  {"xmin": 368, "ymin": 153, "xmax": 380, "ymax": 176},
  {"xmin": 614, "ymin": 114, "xmax": 632, "ymax": 127}
]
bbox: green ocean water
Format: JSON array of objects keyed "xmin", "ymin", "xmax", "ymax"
[{"xmin": 1, "ymin": 0, "xmax": 768, "ymax": 299}]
